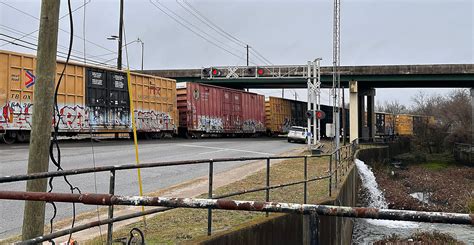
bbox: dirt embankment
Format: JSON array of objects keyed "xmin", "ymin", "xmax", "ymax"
[{"xmin": 373, "ymin": 163, "xmax": 474, "ymax": 213}]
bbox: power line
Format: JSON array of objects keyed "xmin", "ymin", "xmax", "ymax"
[
  {"xmin": 183, "ymin": 0, "xmax": 247, "ymax": 47},
  {"xmin": 181, "ymin": 0, "xmax": 273, "ymax": 66},
  {"xmin": 149, "ymin": 0, "xmax": 252, "ymax": 64},
  {"xmin": 155, "ymin": 1, "xmax": 247, "ymax": 58},
  {"xmin": 177, "ymin": 0, "xmax": 265, "ymax": 65},
  {"xmin": 249, "ymin": 46, "xmax": 273, "ymax": 65},
  {"xmin": 0, "ymin": 1, "xmax": 116, "ymax": 54},
  {"xmin": 0, "ymin": 24, "xmax": 117, "ymax": 65},
  {"xmin": 0, "ymin": 36, "xmax": 118, "ymax": 69}
]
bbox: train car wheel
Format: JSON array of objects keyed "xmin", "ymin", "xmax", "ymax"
[
  {"xmin": 2, "ymin": 133, "xmax": 16, "ymax": 144},
  {"xmin": 16, "ymin": 132, "xmax": 28, "ymax": 143}
]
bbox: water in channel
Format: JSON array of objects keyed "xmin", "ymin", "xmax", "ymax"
[{"xmin": 352, "ymin": 159, "xmax": 474, "ymax": 244}]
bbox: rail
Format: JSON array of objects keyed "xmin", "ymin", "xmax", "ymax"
[{"xmin": 0, "ymin": 141, "xmax": 356, "ymax": 244}]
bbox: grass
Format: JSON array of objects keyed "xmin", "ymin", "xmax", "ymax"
[
  {"xmin": 421, "ymin": 152, "xmax": 456, "ymax": 170},
  {"xmin": 85, "ymin": 152, "xmax": 336, "ymax": 244}
]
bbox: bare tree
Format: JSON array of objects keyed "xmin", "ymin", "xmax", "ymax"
[{"xmin": 411, "ymin": 89, "xmax": 471, "ymax": 152}]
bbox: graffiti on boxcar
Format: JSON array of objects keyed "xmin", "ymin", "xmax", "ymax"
[
  {"xmin": 57, "ymin": 105, "xmax": 89, "ymax": 130},
  {"xmin": 135, "ymin": 110, "xmax": 174, "ymax": 132},
  {"xmin": 281, "ymin": 117, "xmax": 292, "ymax": 133},
  {"xmin": 197, "ymin": 116, "xmax": 223, "ymax": 132},
  {"xmin": 0, "ymin": 102, "xmax": 33, "ymax": 129},
  {"xmin": 242, "ymin": 120, "xmax": 265, "ymax": 133},
  {"xmin": 0, "ymin": 102, "xmax": 91, "ymax": 130}
]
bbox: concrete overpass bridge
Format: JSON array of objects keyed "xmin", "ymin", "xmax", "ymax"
[
  {"xmin": 140, "ymin": 64, "xmax": 473, "ymax": 89},
  {"xmin": 138, "ymin": 64, "xmax": 473, "ymax": 142}
]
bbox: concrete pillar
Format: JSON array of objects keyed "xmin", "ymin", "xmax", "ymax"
[
  {"xmin": 349, "ymin": 81, "xmax": 359, "ymax": 142},
  {"xmin": 358, "ymin": 95, "xmax": 365, "ymax": 139},
  {"xmin": 366, "ymin": 89, "xmax": 376, "ymax": 141}
]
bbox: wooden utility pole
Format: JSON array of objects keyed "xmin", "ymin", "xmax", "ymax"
[{"xmin": 21, "ymin": 0, "xmax": 60, "ymax": 240}]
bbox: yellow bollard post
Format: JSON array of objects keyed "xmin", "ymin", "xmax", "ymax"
[{"xmin": 126, "ymin": 69, "xmax": 147, "ymax": 228}]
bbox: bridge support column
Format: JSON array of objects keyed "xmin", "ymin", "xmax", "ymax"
[
  {"xmin": 366, "ymin": 89, "xmax": 376, "ymax": 141},
  {"xmin": 349, "ymin": 81, "xmax": 359, "ymax": 142}
]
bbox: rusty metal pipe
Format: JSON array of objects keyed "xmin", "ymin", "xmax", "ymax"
[{"xmin": 1, "ymin": 191, "xmax": 472, "ymax": 225}]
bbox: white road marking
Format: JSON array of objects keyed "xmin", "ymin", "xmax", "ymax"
[
  {"xmin": 178, "ymin": 144, "xmax": 274, "ymax": 156},
  {"xmin": 198, "ymin": 149, "xmax": 229, "ymax": 155}
]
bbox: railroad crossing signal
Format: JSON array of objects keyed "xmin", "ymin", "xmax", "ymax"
[
  {"xmin": 315, "ymin": 110, "xmax": 326, "ymax": 120},
  {"xmin": 306, "ymin": 110, "xmax": 325, "ymax": 120}
]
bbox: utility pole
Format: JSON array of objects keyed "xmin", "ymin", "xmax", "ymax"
[
  {"xmin": 22, "ymin": 0, "xmax": 60, "ymax": 240},
  {"xmin": 246, "ymin": 45, "xmax": 249, "ymax": 66},
  {"xmin": 282, "ymin": 88, "xmax": 284, "ymax": 98},
  {"xmin": 117, "ymin": 0, "xmax": 124, "ymax": 70},
  {"xmin": 137, "ymin": 38, "xmax": 144, "ymax": 70}
]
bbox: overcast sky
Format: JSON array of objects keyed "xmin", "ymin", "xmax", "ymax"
[{"xmin": 0, "ymin": 0, "xmax": 472, "ymax": 106}]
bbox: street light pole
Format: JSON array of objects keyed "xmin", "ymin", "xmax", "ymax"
[
  {"xmin": 117, "ymin": 0, "xmax": 124, "ymax": 70},
  {"xmin": 137, "ymin": 38, "xmax": 144, "ymax": 70}
]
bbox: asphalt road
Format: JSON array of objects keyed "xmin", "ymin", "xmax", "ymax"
[{"xmin": 0, "ymin": 137, "xmax": 300, "ymax": 239}]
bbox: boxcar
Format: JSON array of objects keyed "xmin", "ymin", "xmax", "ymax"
[
  {"xmin": 265, "ymin": 96, "xmax": 307, "ymax": 135},
  {"xmin": 0, "ymin": 50, "xmax": 177, "ymax": 143},
  {"xmin": 264, "ymin": 96, "xmax": 349, "ymax": 138},
  {"xmin": 375, "ymin": 112, "xmax": 436, "ymax": 137},
  {"xmin": 177, "ymin": 82, "xmax": 265, "ymax": 138}
]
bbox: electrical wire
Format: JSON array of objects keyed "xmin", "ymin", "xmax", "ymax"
[
  {"xmin": 46, "ymin": 1, "xmax": 81, "ymax": 243},
  {"xmin": 0, "ymin": 33, "xmax": 117, "ymax": 67},
  {"xmin": 153, "ymin": 0, "xmax": 248, "ymax": 60},
  {"xmin": 180, "ymin": 0, "xmax": 273, "ymax": 66},
  {"xmin": 0, "ymin": 1, "xmax": 116, "ymax": 54},
  {"xmin": 183, "ymin": 0, "xmax": 247, "ymax": 47},
  {"xmin": 175, "ymin": 0, "xmax": 246, "ymax": 50},
  {"xmin": 149, "ymin": 0, "xmax": 255, "ymax": 65}
]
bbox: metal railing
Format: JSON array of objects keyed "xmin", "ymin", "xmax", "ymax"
[{"xmin": 0, "ymin": 141, "xmax": 357, "ymax": 244}]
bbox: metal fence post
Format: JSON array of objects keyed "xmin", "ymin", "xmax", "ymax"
[
  {"xmin": 304, "ymin": 156, "xmax": 308, "ymax": 204},
  {"xmin": 328, "ymin": 154, "xmax": 332, "ymax": 197},
  {"xmin": 266, "ymin": 157, "xmax": 270, "ymax": 217},
  {"xmin": 334, "ymin": 151, "xmax": 338, "ymax": 189},
  {"xmin": 107, "ymin": 170, "xmax": 116, "ymax": 245},
  {"xmin": 207, "ymin": 160, "xmax": 213, "ymax": 236}
]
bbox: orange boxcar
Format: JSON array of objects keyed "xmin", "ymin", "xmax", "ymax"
[{"xmin": 0, "ymin": 50, "xmax": 177, "ymax": 143}]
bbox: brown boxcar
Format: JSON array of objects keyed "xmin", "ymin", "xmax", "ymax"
[
  {"xmin": 177, "ymin": 82, "xmax": 265, "ymax": 137},
  {"xmin": 0, "ymin": 50, "xmax": 177, "ymax": 143},
  {"xmin": 265, "ymin": 96, "xmax": 307, "ymax": 135}
]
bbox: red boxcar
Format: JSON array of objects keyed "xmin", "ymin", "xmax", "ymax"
[{"xmin": 177, "ymin": 82, "xmax": 265, "ymax": 138}]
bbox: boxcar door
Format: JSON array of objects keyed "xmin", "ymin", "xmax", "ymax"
[
  {"xmin": 86, "ymin": 68, "xmax": 107, "ymax": 128},
  {"xmin": 106, "ymin": 71, "xmax": 129, "ymax": 129},
  {"xmin": 232, "ymin": 92, "xmax": 242, "ymax": 132},
  {"xmin": 223, "ymin": 90, "xmax": 232, "ymax": 132}
]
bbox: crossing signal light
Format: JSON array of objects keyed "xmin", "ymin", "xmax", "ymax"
[
  {"xmin": 257, "ymin": 68, "xmax": 264, "ymax": 75},
  {"xmin": 315, "ymin": 110, "xmax": 326, "ymax": 120},
  {"xmin": 211, "ymin": 68, "xmax": 221, "ymax": 76},
  {"xmin": 306, "ymin": 110, "xmax": 326, "ymax": 119}
]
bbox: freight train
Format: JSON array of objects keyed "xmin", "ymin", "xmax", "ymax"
[
  {"xmin": 0, "ymin": 50, "xmax": 434, "ymax": 143},
  {"xmin": 176, "ymin": 82, "xmax": 266, "ymax": 138},
  {"xmin": 265, "ymin": 96, "xmax": 349, "ymax": 138},
  {"xmin": 0, "ymin": 50, "xmax": 177, "ymax": 143},
  {"xmin": 375, "ymin": 112, "xmax": 436, "ymax": 137}
]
